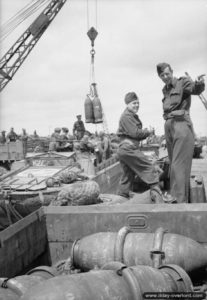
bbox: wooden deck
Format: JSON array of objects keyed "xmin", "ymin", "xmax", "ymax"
[{"xmin": 191, "ymin": 157, "xmax": 207, "ymax": 196}]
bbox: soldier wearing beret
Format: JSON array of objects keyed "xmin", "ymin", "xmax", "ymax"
[
  {"xmin": 156, "ymin": 62, "xmax": 205, "ymax": 203},
  {"xmin": 116, "ymin": 92, "xmax": 163, "ymax": 202}
]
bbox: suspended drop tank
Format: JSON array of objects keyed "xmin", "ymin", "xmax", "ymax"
[
  {"xmin": 71, "ymin": 226, "xmax": 207, "ymax": 273},
  {"xmin": 20, "ymin": 263, "xmax": 193, "ymax": 300},
  {"xmin": 93, "ymin": 96, "xmax": 103, "ymax": 123},
  {"xmin": 84, "ymin": 95, "xmax": 94, "ymax": 123}
]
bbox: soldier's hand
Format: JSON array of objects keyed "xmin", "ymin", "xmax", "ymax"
[{"xmin": 196, "ymin": 74, "xmax": 205, "ymax": 83}]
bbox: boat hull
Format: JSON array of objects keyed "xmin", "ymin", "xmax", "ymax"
[{"xmin": 1, "ymin": 203, "xmax": 207, "ymax": 278}]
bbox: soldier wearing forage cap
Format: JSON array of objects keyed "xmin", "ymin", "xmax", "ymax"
[
  {"xmin": 116, "ymin": 92, "xmax": 163, "ymax": 202},
  {"xmin": 0, "ymin": 131, "xmax": 6, "ymax": 144},
  {"xmin": 20, "ymin": 128, "xmax": 29, "ymax": 157},
  {"xmin": 98, "ymin": 131, "xmax": 111, "ymax": 161},
  {"xmin": 73, "ymin": 115, "xmax": 85, "ymax": 140},
  {"xmin": 156, "ymin": 62, "xmax": 205, "ymax": 203},
  {"xmin": 6, "ymin": 127, "xmax": 18, "ymax": 142},
  {"xmin": 49, "ymin": 127, "xmax": 61, "ymax": 151},
  {"xmin": 60, "ymin": 127, "xmax": 73, "ymax": 151},
  {"xmin": 61, "ymin": 127, "xmax": 69, "ymax": 140}
]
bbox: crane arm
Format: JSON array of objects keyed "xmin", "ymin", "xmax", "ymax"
[{"xmin": 0, "ymin": 0, "xmax": 67, "ymax": 92}]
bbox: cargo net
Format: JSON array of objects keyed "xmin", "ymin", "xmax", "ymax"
[{"xmin": 49, "ymin": 180, "xmax": 101, "ymax": 206}]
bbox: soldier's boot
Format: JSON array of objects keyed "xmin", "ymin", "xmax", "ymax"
[
  {"xmin": 163, "ymin": 192, "xmax": 177, "ymax": 203},
  {"xmin": 150, "ymin": 184, "xmax": 164, "ymax": 203}
]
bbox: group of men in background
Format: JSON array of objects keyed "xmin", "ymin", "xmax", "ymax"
[
  {"xmin": 48, "ymin": 122, "xmax": 111, "ymax": 164},
  {"xmin": 0, "ymin": 127, "xmax": 39, "ymax": 144},
  {"xmin": 0, "ymin": 115, "xmax": 85, "ymax": 145},
  {"xmin": 0, "ymin": 114, "xmax": 111, "ymax": 164}
]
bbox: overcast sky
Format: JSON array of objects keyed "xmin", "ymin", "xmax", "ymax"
[{"xmin": 0, "ymin": 0, "xmax": 207, "ymax": 137}]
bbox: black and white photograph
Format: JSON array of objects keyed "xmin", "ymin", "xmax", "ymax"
[{"xmin": 0, "ymin": 0, "xmax": 207, "ymax": 299}]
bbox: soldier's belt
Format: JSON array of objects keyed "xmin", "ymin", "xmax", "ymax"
[
  {"xmin": 119, "ymin": 139, "xmax": 139, "ymax": 147},
  {"xmin": 163, "ymin": 110, "xmax": 189, "ymax": 121}
]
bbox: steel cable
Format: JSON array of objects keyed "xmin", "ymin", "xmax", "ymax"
[
  {"xmin": 0, "ymin": 0, "xmax": 50, "ymax": 42},
  {"xmin": 1, "ymin": 0, "xmax": 48, "ymax": 40}
]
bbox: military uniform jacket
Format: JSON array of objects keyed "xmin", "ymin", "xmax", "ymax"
[
  {"xmin": 73, "ymin": 121, "xmax": 85, "ymax": 132},
  {"xmin": 6, "ymin": 132, "xmax": 18, "ymax": 142},
  {"xmin": 162, "ymin": 76, "xmax": 205, "ymax": 118},
  {"xmin": 117, "ymin": 108, "xmax": 150, "ymax": 144}
]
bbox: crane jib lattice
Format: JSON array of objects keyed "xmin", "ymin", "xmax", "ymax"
[{"xmin": 0, "ymin": 0, "xmax": 68, "ymax": 92}]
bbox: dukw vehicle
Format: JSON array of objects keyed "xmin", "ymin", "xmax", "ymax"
[
  {"xmin": 0, "ymin": 149, "xmax": 121, "ymax": 231},
  {"xmin": 0, "ymin": 150, "xmax": 120, "ymax": 200}
]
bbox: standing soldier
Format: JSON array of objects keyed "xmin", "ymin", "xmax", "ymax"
[
  {"xmin": 33, "ymin": 130, "xmax": 39, "ymax": 138},
  {"xmin": 156, "ymin": 62, "xmax": 205, "ymax": 203},
  {"xmin": 98, "ymin": 131, "xmax": 111, "ymax": 161},
  {"xmin": 6, "ymin": 127, "xmax": 18, "ymax": 142},
  {"xmin": 73, "ymin": 115, "xmax": 85, "ymax": 140},
  {"xmin": 0, "ymin": 131, "xmax": 6, "ymax": 143},
  {"xmin": 20, "ymin": 128, "xmax": 29, "ymax": 157},
  {"xmin": 117, "ymin": 92, "xmax": 163, "ymax": 201}
]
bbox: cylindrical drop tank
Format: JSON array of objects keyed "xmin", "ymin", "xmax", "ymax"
[
  {"xmin": 71, "ymin": 226, "xmax": 207, "ymax": 273},
  {"xmin": 93, "ymin": 96, "xmax": 103, "ymax": 123},
  {"xmin": 84, "ymin": 95, "xmax": 94, "ymax": 123},
  {"xmin": 20, "ymin": 263, "xmax": 193, "ymax": 300}
]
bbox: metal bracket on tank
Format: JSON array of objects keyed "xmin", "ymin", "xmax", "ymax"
[
  {"xmin": 101, "ymin": 261, "xmax": 142, "ymax": 300},
  {"xmin": 114, "ymin": 226, "xmax": 131, "ymax": 263},
  {"xmin": 117, "ymin": 265, "xmax": 142, "ymax": 300},
  {"xmin": 0, "ymin": 278, "xmax": 10, "ymax": 288},
  {"xmin": 70, "ymin": 239, "xmax": 80, "ymax": 268},
  {"xmin": 150, "ymin": 227, "xmax": 167, "ymax": 268},
  {"xmin": 159, "ymin": 264, "xmax": 194, "ymax": 292},
  {"xmin": 26, "ymin": 266, "xmax": 57, "ymax": 277}
]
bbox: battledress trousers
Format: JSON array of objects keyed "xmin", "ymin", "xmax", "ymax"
[
  {"xmin": 162, "ymin": 76, "xmax": 205, "ymax": 203},
  {"xmin": 117, "ymin": 108, "xmax": 159, "ymax": 198}
]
